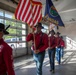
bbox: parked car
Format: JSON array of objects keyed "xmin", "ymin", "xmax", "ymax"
[{"xmin": 5, "ymin": 37, "xmax": 22, "ymax": 48}]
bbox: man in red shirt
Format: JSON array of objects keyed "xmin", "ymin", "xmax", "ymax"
[
  {"xmin": 26, "ymin": 22, "xmax": 48, "ymax": 75},
  {"xmin": 48, "ymin": 30, "xmax": 56, "ymax": 73},
  {"xmin": 0, "ymin": 23, "xmax": 15, "ymax": 75},
  {"xmin": 55, "ymin": 32, "xmax": 62, "ymax": 64},
  {"xmin": 60, "ymin": 36, "xmax": 65, "ymax": 58}
]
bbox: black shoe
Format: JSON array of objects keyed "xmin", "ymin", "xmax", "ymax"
[
  {"xmin": 50, "ymin": 69, "xmax": 52, "ymax": 72},
  {"xmin": 52, "ymin": 70, "xmax": 55, "ymax": 73},
  {"xmin": 58, "ymin": 62, "xmax": 60, "ymax": 65}
]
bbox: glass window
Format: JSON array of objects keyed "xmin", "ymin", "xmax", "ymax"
[
  {"xmin": 8, "ymin": 28, "xmax": 16, "ymax": 34},
  {"xmin": 4, "ymin": 35, "xmax": 16, "ymax": 41},
  {"xmin": 16, "ymin": 23, "xmax": 26, "ymax": 29},
  {"xmin": 16, "ymin": 29, "xmax": 26, "ymax": 35},
  {"xmin": 22, "ymin": 36, "xmax": 26, "ymax": 41},
  {"xmin": 22, "ymin": 24, "xmax": 26, "ymax": 29},
  {"xmin": 0, "ymin": 9, "xmax": 27, "ymax": 53},
  {"xmin": 12, "ymin": 38, "xmax": 16, "ymax": 42},
  {"xmin": 0, "ymin": 19, "xmax": 3, "ymax": 23},
  {"xmin": 5, "ymin": 39, "xmax": 11, "ymax": 42},
  {"xmin": 0, "ymin": 9, "xmax": 4, "ymax": 16},
  {"xmin": 5, "ymin": 20, "xmax": 16, "ymax": 27},
  {"xmin": 5, "ymin": 11, "xmax": 14, "ymax": 19}
]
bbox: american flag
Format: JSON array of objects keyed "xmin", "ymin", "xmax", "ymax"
[{"xmin": 15, "ymin": 0, "xmax": 42, "ymax": 27}]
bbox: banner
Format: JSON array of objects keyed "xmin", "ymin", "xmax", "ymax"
[{"xmin": 42, "ymin": 0, "xmax": 64, "ymax": 26}]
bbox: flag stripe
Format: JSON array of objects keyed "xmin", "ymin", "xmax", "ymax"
[
  {"xmin": 15, "ymin": 0, "xmax": 42, "ymax": 27},
  {"xmin": 33, "ymin": 6, "xmax": 37, "ymax": 18},
  {"xmin": 25, "ymin": 6, "xmax": 32, "ymax": 25},
  {"xmin": 20, "ymin": 0, "xmax": 29, "ymax": 20},
  {"xmin": 19, "ymin": 0, "xmax": 27, "ymax": 20},
  {"xmin": 15, "ymin": 0, "xmax": 21, "ymax": 19},
  {"xmin": 34, "ymin": 10, "xmax": 42, "ymax": 25},
  {"xmin": 33, "ymin": 5, "xmax": 39, "ymax": 21},
  {"xmin": 22, "ymin": 1, "xmax": 31, "ymax": 21},
  {"xmin": 33, "ymin": 6, "xmax": 41, "ymax": 25},
  {"xmin": 23, "ymin": 4, "xmax": 31, "ymax": 22},
  {"xmin": 17, "ymin": 0, "xmax": 24, "ymax": 20}
]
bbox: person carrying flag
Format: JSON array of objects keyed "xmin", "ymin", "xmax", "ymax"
[
  {"xmin": 26, "ymin": 22, "xmax": 48, "ymax": 75},
  {"xmin": 48, "ymin": 30, "xmax": 56, "ymax": 73},
  {"xmin": 60, "ymin": 36, "xmax": 65, "ymax": 58},
  {"xmin": 55, "ymin": 32, "xmax": 62, "ymax": 64}
]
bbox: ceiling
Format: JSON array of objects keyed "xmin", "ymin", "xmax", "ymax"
[
  {"xmin": 54, "ymin": 0, "xmax": 76, "ymax": 24},
  {"xmin": 33, "ymin": 0, "xmax": 76, "ymax": 24},
  {"xmin": 0, "ymin": 0, "xmax": 76, "ymax": 25}
]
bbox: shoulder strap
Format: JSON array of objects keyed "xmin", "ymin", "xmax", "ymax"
[{"xmin": 36, "ymin": 33, "xmax": 44, "ymax": 49}]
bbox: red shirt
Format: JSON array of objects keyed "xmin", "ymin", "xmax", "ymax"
[
  {"xmin": 60, "ymin": 39, "xmax": 65, "ymax": 47},
  {"xmin": 56, "ymin": 37, "xmax": 62, "ymax": 47},
  {"xmin": 26, "ymin": 31, "xmax": 48, "ymax": 52},
  {"xmin": 48, "ymin": 36, "xmax": 56, "ymax": 49},
  {"xmin": 0, "ymin": 38, "xmax": 15, "ymax": 75}
]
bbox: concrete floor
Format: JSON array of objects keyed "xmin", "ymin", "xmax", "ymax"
[{"xmin": 14, "ymin": 50, "xmax": 76, "ymax": 75}]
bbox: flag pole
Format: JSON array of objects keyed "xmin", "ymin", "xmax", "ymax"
[
  {"xmin": 31, "ymin": 0, "xmax": 36, "ymax": 51},
  {"xmin": 48, "ymin": 23, "xmax": 52, "ymax": 48},
  {"xmin": 48, "ymin": 22, "xmax": 54, "ymax": 48},
  {"xmin": 31, "ymin": 0, "xmax": 42, "ymax": 51},
  {"xmin": 32, "ymin": 27, "xmax": 36, "ymax": 50}
]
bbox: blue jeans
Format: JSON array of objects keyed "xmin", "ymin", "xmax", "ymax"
[
  {"xmin": 56, "ymin": 47, "xmax": 61, "ymax": 64},
  {"xmin": 48, "ymin": 48, "xmax": 56, "ymax": 70},
  {"xmin": 61, "ymin": 47, "xmax": 64, "ymax": 58},
  {"xmin": 33, "ymin": 51, "xmax": 45, "ymax": 75}
]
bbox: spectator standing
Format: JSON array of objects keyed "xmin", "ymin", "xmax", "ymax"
[{"xmin": 0, "ymin": 23, "xmax": 15, "ymax": 75}]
